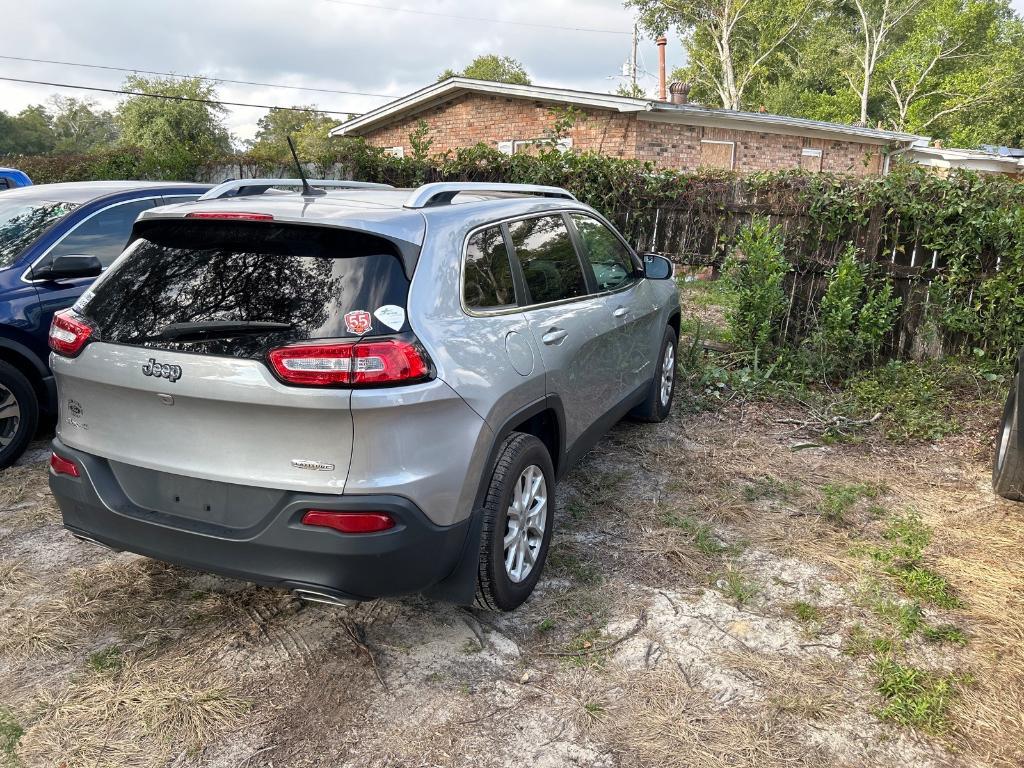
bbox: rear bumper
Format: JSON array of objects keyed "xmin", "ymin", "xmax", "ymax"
[{"xmin": 49, "ymin": 439, "xmax": 472, "ymax": 601}]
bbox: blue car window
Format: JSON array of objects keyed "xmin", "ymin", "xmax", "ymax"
[
  {"xmin": 47, "ymin": 198, "xmax": 157, "ymax": 267},
  {"xmin": 0, "ymin": 199, "xmax": 79, "ymax": 269}
]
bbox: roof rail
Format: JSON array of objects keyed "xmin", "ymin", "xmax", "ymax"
[
  {"xmin": 199, "ymin": 178, "xmax": 394, "ymax": 201},
  {"xmin": 403, "ymin": 182, "xmax": 577, "ymax": 209}
]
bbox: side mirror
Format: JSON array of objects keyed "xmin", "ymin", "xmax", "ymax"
[
  {"xmin": 32, "ymin": 254, "xmax": 103, "ymax": 281},
  {"xmin": 643, "ymin": 253, "xmax": 674, "ymax": 280}
]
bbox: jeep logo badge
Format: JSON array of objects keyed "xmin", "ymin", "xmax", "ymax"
[{"xmin": 142, "ymin": 358, "xmax": 182, "ymax": 383}]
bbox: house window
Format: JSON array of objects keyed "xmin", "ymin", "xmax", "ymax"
[
  {"xmin": 383, "ymin": 146, "xmax": 404, "ymax": 158},
  {"xmin": 800, "ymin": 147, "xmax": 823, "ymax": 172},
  {"xmin": 699, "ymin": 140, "xmax": 735, "ymax": 170}
]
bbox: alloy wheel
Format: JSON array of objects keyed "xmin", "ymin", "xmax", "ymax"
[{"xmin": 503, "ymin": 464, "xmax": 547, "ymax": 583}]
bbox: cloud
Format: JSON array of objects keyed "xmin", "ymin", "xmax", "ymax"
[{"xmin": 0, "ymin": 0, "xmax": 685, "ymax": 141}]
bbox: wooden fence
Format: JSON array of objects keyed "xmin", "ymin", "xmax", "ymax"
[{"xmin": 609, "ymin": 187, "xmax": 962, "ymax": 361}]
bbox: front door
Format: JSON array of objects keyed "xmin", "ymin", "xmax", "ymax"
[{"xmin": 507, "ymin": 214, "xmax": 624, "ymax": 450}]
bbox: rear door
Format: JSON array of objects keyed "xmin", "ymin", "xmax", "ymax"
[
  {"xmin": 55, "ymin": 218, "xmax": 414, "ymax": 493},
  {"xmin": 509, "ymin": 214, "xmax": 624, "ymax": 450}
]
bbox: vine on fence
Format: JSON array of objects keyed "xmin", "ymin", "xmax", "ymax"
[{"xmin": 3, "ymin": 141, "xmax": 1023, "ymax": 359}]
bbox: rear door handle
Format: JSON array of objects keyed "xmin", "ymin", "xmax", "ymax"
[
  {"xmin": 612, "ymin": 306, "xmax": 629, "ymax": 318},
  {"xmin": 542, "ymin": 328, "xmax": 568, "ymax": 345}
]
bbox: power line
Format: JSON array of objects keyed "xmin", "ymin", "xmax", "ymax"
[
  {"xmin": 0, "ymin": 54, "xmax": 393, "ymax": 99},
  {"xmin": 0, "ymin": 75, "xmax": 360, "ymax": 115},
  {"xmin": 310, "ymin": 0, "xmax": 629, "ymax": 34}
]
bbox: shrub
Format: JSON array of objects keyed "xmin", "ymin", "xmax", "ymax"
[{"xmin": 721, "ymin": 217, "xmax": 791, "ymax": 366}]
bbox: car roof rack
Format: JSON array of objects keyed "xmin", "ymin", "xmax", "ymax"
[
  {"xmin": 403, "ymin": 182, "xmax": 577, "ymax": 209},
  {"xmin": 199, "ymin": 178, "xmax": 394, "ymax": 201}
]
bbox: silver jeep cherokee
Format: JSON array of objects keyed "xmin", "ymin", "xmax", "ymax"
[{"xmin": 47, "ymin": 179, "xmax": 680, "ymax": 611}]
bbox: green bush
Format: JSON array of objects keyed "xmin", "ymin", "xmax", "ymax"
[
  {"xmin": 721, "ymin": 217, "xmax": 791, "ymax": 366},
  {"xmin": 808, "ymin": 247, "xmax": 901, "ymax": 379}
]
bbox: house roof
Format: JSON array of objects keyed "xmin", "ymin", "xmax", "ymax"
[
  {"xmin": 903, "ymin": 145, "xmax": 1024, "ymax": 173},
  {"xmin": 330, "ymin": 77, "xmax": 929, "ymax": 146}
]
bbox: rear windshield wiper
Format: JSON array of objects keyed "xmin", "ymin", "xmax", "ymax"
[{"xmin": 153, "ymin": 320, "xmax": 295, "ymax": 341}]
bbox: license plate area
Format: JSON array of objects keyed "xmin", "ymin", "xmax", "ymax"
[{"xmin": 109, "ymin": 460, "xmax": 286, "ymax": 530}]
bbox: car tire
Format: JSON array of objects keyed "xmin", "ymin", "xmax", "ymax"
[
  {"xmin": 475, "ymin": 432, "xmax": 555, "ymax": 612},
  {"xmin": 630, "ymin": 325, "xmax": 678, "ymax": 423},
  {"xmin": 993, "ymin": 369, "xmax": 1024, "ymax": 501},
  {"xmin": 0, "ymin": 360, "xmax": 39, "ymax": 470}
]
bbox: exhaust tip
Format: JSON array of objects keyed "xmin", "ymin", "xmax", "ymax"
[{"xmin": 291, "ymin": 588, "xmax": 359, "ymax": 608}]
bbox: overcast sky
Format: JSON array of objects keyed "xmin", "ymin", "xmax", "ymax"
[
  {"xmin": 0, "ymin": 0, "xmax": 682, "ymax": 143},
  {"xmin": 1, "ymin": 0, "xmax": 1022, "ymax": 144}
]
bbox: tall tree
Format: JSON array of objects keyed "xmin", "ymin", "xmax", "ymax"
[
  {"xmin": 250, "ymin": 106, "xmax": 337, "ymax": 162},
  {"xmin": 49, "ymin": 96, "xmax": 118, "ymax": 153},
  {"xmin": 880, "ymin": 0, "xmax": 1021, "ymax": 132},
  {"xmin": 844, "ymin": 0, "xmax": 928, "ymax": 123},
  {"xmin": 628, "ymin": 0, "xmax": 814, "ymax": 110},
  {"xmin": 115, "ymin": 76, "xmax": 231, "ymax": 179},
  {"xmin": 438, "ymin": 55, "xmax": 532, "ymax": 85},
  {"xmin": 0, "ymin": 105, "xmax": 56, "ymax": 155}
]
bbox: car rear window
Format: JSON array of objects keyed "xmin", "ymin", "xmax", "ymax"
[{"xmin": 76, "ymin": 220, "xmax": 412, "ymax": 359}]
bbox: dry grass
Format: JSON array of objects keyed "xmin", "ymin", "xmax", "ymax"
[
  {"xmin": 17, "ymin": 652, "xmax": 248, "ymax": 768},
  {"xmin": 0, "ymin": 463, "xmax": 42, "ymax": 510},
  {"xmin": 601, "ymin": 666, "xmax": 827, "ymax": 768},
  {"xmin": 717, "ymin": 648, "xmax": 848, "ymax": 723},
  {"xmin": 0, "ymin": 557, "xmax": 185, "ymax": 660}
]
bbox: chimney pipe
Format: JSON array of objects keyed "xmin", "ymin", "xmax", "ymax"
[
  {"xmin": 668, "ymin": 81, "xmax": 691, "ymax": 105},
  {"xmin": 657, "ymin": 37, "xmax": 667, "ymax": 101}
]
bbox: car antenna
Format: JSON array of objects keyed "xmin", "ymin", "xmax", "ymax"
[{"xmin": 287, "ymin": 136, "xmax": 323, "ymax": 197}]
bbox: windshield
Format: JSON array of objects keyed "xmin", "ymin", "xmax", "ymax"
[{"xmin": 0, "ymin": 199, "xmax": 79, "ymax": 269}]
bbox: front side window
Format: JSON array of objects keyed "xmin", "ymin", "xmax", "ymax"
[
  {"xmin": 464, "ymin": 225, "xmax": 516, "ymax": 310},
  {"xmin": 47, "ymin": 198, "xmax": 157, "ymax": 267},
  {"xmin": 508, "ymin": 215, "xmax": 586, "ymax": 305},
  {"xmin": 571, "ymin": 214, "xmax": 636, "ymax": 292},
  {"xmin": 0, "ymin": 199, "xmax": 79, "ymax": 269}
]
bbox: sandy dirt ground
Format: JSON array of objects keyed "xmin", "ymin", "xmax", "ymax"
[{"xmin": 1, "ymin": 381, "xmax": 1022, "ymax": 767}]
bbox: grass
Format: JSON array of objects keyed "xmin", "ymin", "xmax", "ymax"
[
  {"xmin": 659, "ymin": 511, "xmax": 729, "ymax": 556},
  {"xmin": 536, "ymin": 618, "xmax": 556, "ymax": 634},
  {"xmin": 921, "ymin": 624, "xmax": 968, "ymax": 646},
  {"xmin": 819, "ymin": 482, "xmax": 882, "ymax": 525},
  {"xmin": 547, "ymin": 550, "xmax": 603, "ymax": 587},
  {"xmin": 869, "ymin": 513, "xmax": 960, "ymax": 609},
  {"xmin": 17, "ymin": 654, "xmax": 248, "ymax": 768},
  {"xmin": 841, "ymin": 361, "xmax": 974, "ymax": 442},
  {"xmin": 714, "ymin": 568, "xmax": 758, "ymax": 607},
  {"xmin": 87, "ymin": 646, "xmax": 124, "ymax": 674},
  {"xmin": 743, "ymin": 476, "xmax": 801, "ymax": 503},
  {"xmin": 0, "ymin": 708, "xmax": 22, "ymax": 767},
  {"xmin": 787, "ymin": 600, "xmax": 822, "ymax": 625},
  {"xmin": 871, "ymin": 597, "xmax": 924, "ymax": 637},
  {"xmin": 874, "ymin": 659, "xmax": 961, "ymax": 734}
]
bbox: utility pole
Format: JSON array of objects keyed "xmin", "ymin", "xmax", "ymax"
[{"xmin": 631, "ymin": 23, "xmax": 639, "ymax": 91}]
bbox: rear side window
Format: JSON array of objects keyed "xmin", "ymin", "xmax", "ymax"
[
  {"xmin": 464, "ymin": 225, "xmax": 516, "ymax": 310},
  {"xmin": 78, "ymin": 221, "xmax": 411, "ymax": 359},
  {"xmin": 47, "ymin": 198, "xmax": 157, "ymax": 267},
  {"xmin": 571, "ymin": 214, "xmax": 637, "ymax": 292},
  {"xmin": 508, "ymin": 215, "xmax": 586, "ymax": 305}
]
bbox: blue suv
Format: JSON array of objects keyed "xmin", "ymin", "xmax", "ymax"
[{"xmin": 0, "ymin": 181, "xmax": 209, "ymax": 467}]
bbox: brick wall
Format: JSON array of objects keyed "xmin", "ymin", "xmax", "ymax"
[
  {"xmin": 359, "ymin": 93, "xmax": 638, "ymax": 158},
  {"xmin": 356, "ymin": 93, "xmax": 886, "ymax": 176}
]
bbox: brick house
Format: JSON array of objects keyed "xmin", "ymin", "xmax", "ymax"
[{"xmin": 330, "ymin": 78, "xmax": 927, "ymax": 176}]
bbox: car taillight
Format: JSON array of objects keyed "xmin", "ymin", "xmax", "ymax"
[
  {"xmin": 301, "ymin": 510, "xmax": 395, "ymax": 533},
  {"xmin": 50, "ymin": 452, "xmax": 80, "ymax": 477},
  {"xmin": 49, "ymin": 310, "xmax": 94, "ymax": 357},
  {"xmin": 268, "ymin": 339, "xmax": 429, "ymax": 387}
]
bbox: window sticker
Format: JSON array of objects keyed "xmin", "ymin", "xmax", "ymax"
[
  {"xmin": 374, "ymin": 304, "xmax": 406, "ymax": 331},
  {"xmin": 344, "ymin": 310, "xmax": 373, "ymax": 335}
]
